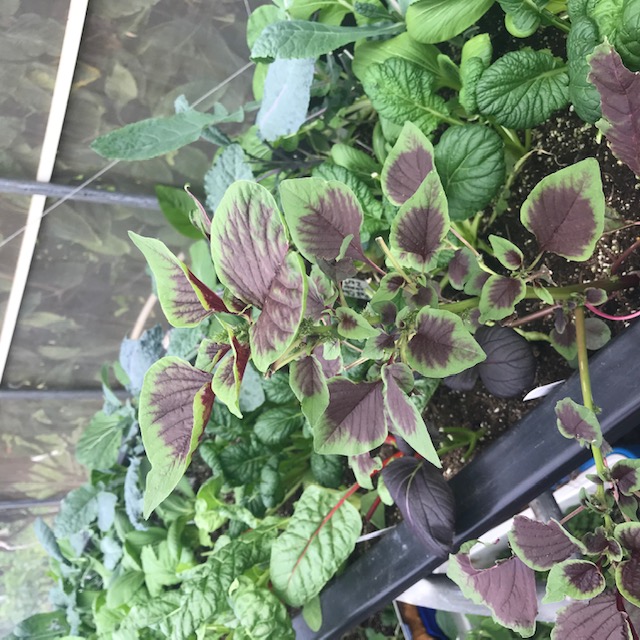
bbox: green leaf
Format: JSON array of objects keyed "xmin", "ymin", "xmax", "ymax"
[
  {"xmin": 254, "ymin": 406, "xmax": 306, "ymax": 446},
  {"xmin": 330, "ymin": 144, "xmax": 380, "ymax": 181},
  {"xmin": 290, "ymin": 355, "xmax": 330, "ymax": 427},
  {"xmin": 141, "ymin": 543, "xmax": 181, "ymax": 596},
  {"xmin": 567, "ymin": 16, "xmax": 601, "ymax": 124},
  {"xmin": 106, "ymin": 570, "xmax": 146, "ymax": 609},
  {"xmin": 229, "ymin": 576, "xmax": 295, "ymax": 639},
  {"xmin": 615, "ymin": 0, "xmax": 640, "ymax": 71},
  {"xmin": 434, "ymin": 125, "xmax": 505, "ymax": 221},
  {"xmin": 362, "ymin": 58, "xmax": 452, "ymax": 135},
  {"xmin": 34, "ymin": 517, "xmax": 65, "ymax": 563},
  {"xmin": 263, "ymin": 370, "xmax": 297, "ymax": 404},
  {"xmin": 211, "ymin": 339, "xmax": 250, "ymax": 419},
  {"xmin": 218, "ymin": 437, "xmax": 274, "ymax": 486},
  {"xmin": 155, "ymin": 185, "xmax": 203, "ymax": 239},
  {"xmin": 497, "ymin": 0, "xmax": 547, "ymax": 37},
  {"xmin": 406, "ymin": 0, "xmax": 495, "ymax": 43},
  {"xmin": 75, "ymin": 411, "xmax": 124, "ymax": 470},
  {"xmin": 92, "ymin": 110, "xmax": 216, "ymax": 161},
  {"xmin": 270, "ymin": 485, "xmax": 362, "ymax": 606},
  {"xmin": 5, "ymin": 611, "xmax": 70, "ymax": 640},
  {"xmin": 459, "ymin": 34, "xmax": 492, "ymax": 114},
  {"xmin": 477, "ymin": 49, "xmax": 569, "ymax": 129},
  {"xmin": 405, "ymin": 308, "xmax": 486, "ymax": 377},
  {"xmin": 251, "ymin": 19, "xmax": 403, "ymax": 61},
  {"xmin": 352, "ymin": 32, "xmax": 441, "ymax": 82},
  {"xmin": 302, "ymin": 595, "xmax": 323, "ymax": 632},
  {"xmin": 204, "ymin": 144, "xmax": 253, "ymax": 213},
  {"xmin": 54, "ymin": 484, "xmax": 100, "ymax": 538},
  {"xmin": 310, "ymin": 452, "xmax": 346, "ymax": 489}
]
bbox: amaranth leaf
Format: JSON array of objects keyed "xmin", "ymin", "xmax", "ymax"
[
  {"xmin": 520, "ymin": 158, "xmax": 605, "ymax": 261},
  {"xmin": 280, "ymin": 177, "xmax": 366, "ymax": 264},
  {"xmin": 589, "ymin": 42, "xmax": 640, "ymax": 177},
  {"xmin": 382, "ymin": 457, "xmax": 453, "ymax": 554},
  {"xmin": 270, "ymin": 485, "xmax": 361, "ymax": 607},
  {"xmin": 448, "ymin": 553, "xmax": 538, "ymax": 637},
  {"xmin": 614, "ymin": 522, "xmax": 640, "ymax": 607},
  {"xmin": 211, "ymin": 181, "xmax": 306, "ymax": 371},
  {"xmin": 551, "ymin": 592, "xmax": 632, "ymax": 640},
  {"xmin": 130, "ymin": 232, "xmax": 227, "ymax": 327},
  {"xmin": 389, "ymin": 171, "xmax": 450, "ymax": 272},
  {"xmin": 508, "ymin": 515, "xmax": 584, "ymax": 571},
  {"xmin": 555, "ymin": 397, "xmax": 603, "ymax": 447},
  {"xmin": 314, "ymin": 378, "xmax": 387, "ymax": 455},
  {"xmin": 405, "ymin": 308, "xmax": 485, "ymax": 378},
  {"xmin": 611, "ymin": 458, "xmax": 640, "ymax": 495},
  {"xmin": 381, "ymin": 363, "xmax": 440, "ymax": 467},
  {"xmin": 479, "ymin": 275, "xmax": 526, "ymax": 322},
  {"xmin": 139, "ymin": 357, "xmax": 214, "ymax": 517},
  {"xmin": 381, "ymin": 121, "xmax": 434, "ymax": 206},
  {"xmin": 290, "ymin": 355, "xmax": 330, "ymax": 427},
  {"xmin": 544, "ymin": 560, "xmax": 606, "ymax": 603}
]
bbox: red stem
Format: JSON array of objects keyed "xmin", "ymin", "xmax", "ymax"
[
  {"xmin": 611, "ymin": 237, "xmax": 640, "ymax": 275},
  {"xmin": 585, "ymin": 302, "xmax": 640, "ymax": 322},
  {"xmin": 364, "ymin": 496, "xmax": 382, "ymax": 522}
]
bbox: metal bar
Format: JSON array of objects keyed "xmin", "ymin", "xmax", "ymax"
[
  {"xmin": 0, "ymin": 498, "xmax": 63, "ymax": 511},
  {"xmin": 293, "ymin": 319, "xmax": 640, "ymax": 638},
  {"xmin": 0, "ymin": 388, "xmax": 128, "ymax": 401},
  {"xmin": 0, "ymin": 177, "xmax": 159, "ymax": 210}
]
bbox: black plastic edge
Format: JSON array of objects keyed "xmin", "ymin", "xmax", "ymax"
[{"xmin": 293, "ymin": 320, "xmax": 640, "ymax": 639}]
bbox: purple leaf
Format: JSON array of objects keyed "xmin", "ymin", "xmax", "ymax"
[
  {"xmin": 550, "ymin": 320, "xmax": 578, "ymax": 361},
  {"xmin": 290, "ymin": 355, "xmax": 329, "ymax": 428},
  {"xmin": 381, "ymin": 364, "xmax": 440, "ymax": 467},
  {"xmin": 615, "ymin": 523, "xmax": 640, "ymax": 554},
  {"xmin": 552, "ymin": 592, "xmax": 631, "ymax": 640},
  {"xmin": 475, "ymin": 325, "xmax": 536, "ymax": 398},
  {"xmin": 586, "ymin": 287, "xmax": 608, "ymax": 306},
  {"xmin": 544, "ymin": 560, "xmax": 606, "ymax": 602},
  {"xmin": 448, "ymin": 554, "xmax": 537, "ymax": 636},
  {"xmin": 349, "ymin": 453, "xmax": 382, "ymax": 490},
  {"xmin": 211, "ymin": 338, "xmax": 250, "ymax": 418},
  {"xmin": 448, "ymin": 247, "xmax": 475, "ymax": 290},
  {"xmin": 279, "ymin": 177, "xmax": 366, "ymax": 264},
  {"xmin": 314, "ymin": 378, "xmax": 387, "ymax": 456},
  {"xmin": 139, "ymin": 357, "xmax": 214, "ymax": 517},
  {"xmin": 195, "ymin": 340, "xmax": 228, "ymax": 373},
  {"xmin": 382, "ymin": 457, "xmax": 454, "ymax": 555},
  {"xmin": 336, "ymin": 307, "xmax": 379, "ymax": 340},
  {"xmin": 508, "ymin": 515, "xmax": 584, "ymax": 571},
  {"xmin": 520, "ymin": 158, "xmax": 605, "ymax": 261},
  {"xmin": 443, "ymin": 367, "xmax": 479, "ymax": 392},
  {"xmin": 210, "ymin": 181, "xmax": 288, "ymax": 308},
  {"xmin": 488, "ymin": 234, "xmax": 524, "ymax": 271},
  {"xmin": 381, "ymin": 121, "xmax": 434, "ymax": 206},
  {"xmin": 611, "ymin": 459, "xmax": 640, "ymax": 496},
  {"xmin": 619, "ymin": 494, "xmax": 639, "ymax": 521},
  {"xmin": 389, "ymin": 171, "xmax": 450, "ymax": 272},
  {"xmin": 249, "ymin": 252, "xmax": 307, "ymax": 372},
  {"xmin": 478, "ymin": 275, "xmax": 526, "ymax": 322},
  {"xmin": 584, "ymin": 527, "xmax": 623, "ymax": 561},
  {"xmin": 555, "ymin": 397, "xmax": 603, "ymax": 447},
  {"xmin": 130, "ymin": 232, "xmax": 227, "ymax": 327},
  {"xmin": 616, "ymin": 556, "xmax": 640, "ymax": 608},
  {"xmin": 588, "ymin": 43, "xmax": 640, "ymax": 177},
  {"xmin": 312, "ymin": 343, "xmax": 343, "ymax": 379},
  {"xmin": 405, "ymin": 308, "xmax": 485, "ymax": 378}
]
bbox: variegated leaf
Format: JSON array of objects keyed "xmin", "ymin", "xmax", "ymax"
[
  {"xmin": 290, "ymin": 355, "xmax": 329, "ymax": 427},
  {"xmin": 211, "ymin": 338, "xmax": 250, "ymax": 418},
  {"xmin": 478, "ymin": 275, "xmax": 526, "ymax": 322}
]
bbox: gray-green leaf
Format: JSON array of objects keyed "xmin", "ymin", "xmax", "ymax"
[
  {"xmin": 251, "ymin": 19, "xmax": 402, "ymax": 61},
  {"xmin": 204, "ymin": 144, "xmax": 253, "ymax": 213},
  {"xmin": 92, "ymin": 110, "xmax": 216, "ymax": 161}
]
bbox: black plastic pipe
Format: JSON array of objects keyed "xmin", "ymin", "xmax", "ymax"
[
  {"xmin": 0, "ymin": 177, "xmax": 159, "ymax": 210},
  {"xmin": 293, "ymin": 320, "xmax": 640, "ymax": 638}
]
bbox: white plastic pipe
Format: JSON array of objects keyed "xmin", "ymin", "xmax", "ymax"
[{"xmin": 0, "ymin": 0, "xmax": 90, "ymax": 384}]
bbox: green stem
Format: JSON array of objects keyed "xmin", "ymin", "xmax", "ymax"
[
  {"xmin": 574, "ymin": 306, "xmax": 611, "ymax": 528},
  {"xmin": 375, "ymin": 236, "xmax": 418, "ymax": 293},
  {"xmin": 541, "ymin": 8, "xmax": 571, "ymax": 33}
]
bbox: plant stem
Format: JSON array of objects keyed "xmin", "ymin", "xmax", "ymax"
[
  {"xmin": 575, "ymin": 306, "xmax": 611, "ymax": 527},
  {"xmin": 375, "ymin": 237, "xmax": 418, "ymax": 293}
]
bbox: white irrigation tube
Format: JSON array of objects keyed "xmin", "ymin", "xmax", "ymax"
[{"xmin": 0, "ymin": 0, "xmax": 90, "ymax": 384}]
